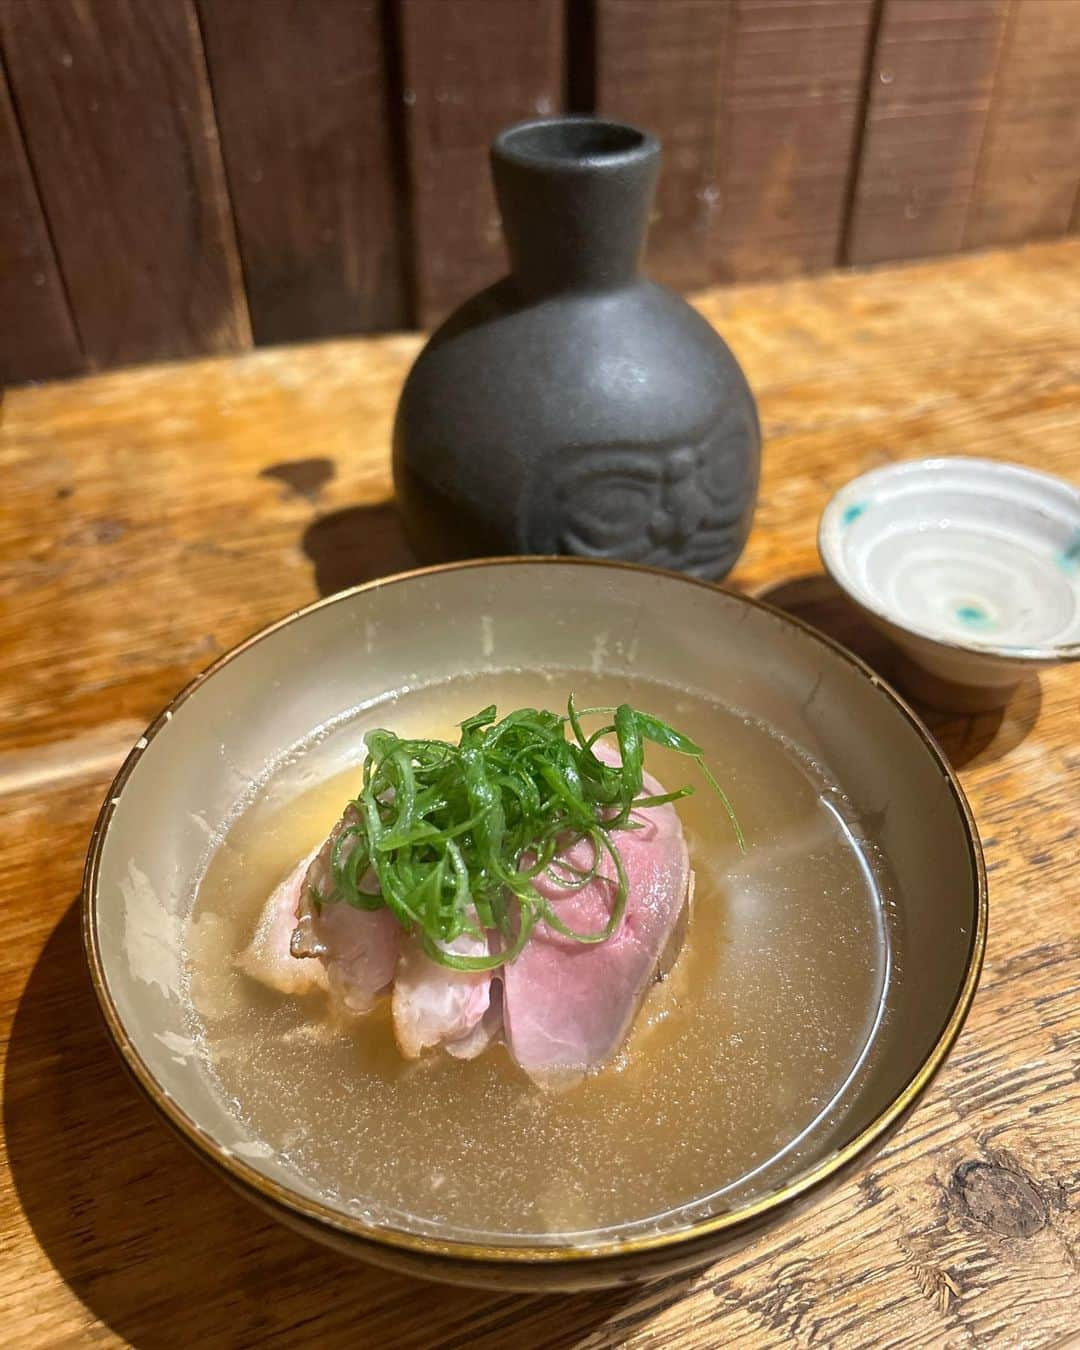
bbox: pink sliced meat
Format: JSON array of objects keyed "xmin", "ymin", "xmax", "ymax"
[
  {"xmin": 445, "ymin": 987, "xmax": 503, "ymax": 1060},
  {"xmin": 307, "ymin": 900, "xmax": 400, "ymax": 1015},
  {"xmin": 392, "ymin": 926, "xmax": 496, "ymax": 1059},
  {"xmin": 290, "ymin": 803, "xmax": 399, "ymax": 1015},
  {"xmin": 502, "ymin": 744, "xmax": 691, "ymax": 1087},
  {"xmin": 239, "ymin": 739, "xmax": 690, "ymax": 1082},
  {"xmin": 240, "ymin": 804, "xmax": 399, "ymax": 1015},
  {"xmin": 236, "ymin": 846, "xmax": 327, "ymax": 996}
]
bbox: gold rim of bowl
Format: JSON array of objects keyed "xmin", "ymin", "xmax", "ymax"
[{"xmin": 83, "ymin": 556, "xmax": 988, "ymax": 1267}]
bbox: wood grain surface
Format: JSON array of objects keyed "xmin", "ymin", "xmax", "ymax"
[
  {"xmin": 398, "ymin": 0, "xmax": 565, "ymax": 327},
  {"xmin": 598, "ymin": 0, "xmax": 878, "ymax": 286},
  {"xmin": 5, "ymin": 0, "xmax": 1080, "ymax": 383},
  {"xmin": 0, "ymin": 0, "xmax": 251, "ymax": 370},
  {"xmin": 0, "ymin": 62, "xmax": 82, "ymax": 384},
  {"xmin": 846, "ymin": 0, "xmax": 1010, "ymax": 266},
  {"xmin": 595, "ymin": 0, "xmax": 729, "ymax": 293},
  {"xmin": 1, "ymin": 242, "xmax": 1078, "ymax": 1347},
  {"xmin": 198, "ymin": 0, "xmax": 409, "ymax": 343},
  {"xmin": 707, "ymin": 0, "xmax": 877, "ymax": 282},
  {"xmin": 964, "ymin": 0, "xmax": 1080, "ymax": 250}
]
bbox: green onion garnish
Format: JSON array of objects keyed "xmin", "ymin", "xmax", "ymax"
[{"xmin": 319, "ymin": 696, "xmax": 744, "ymax": 971}]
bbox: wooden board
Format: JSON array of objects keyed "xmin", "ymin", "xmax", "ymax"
[
  {"xmin": 595, "ymin": 0, "xmax": 728, "ymax": 293},
  {"xmin": 397, "ymin": 0, "xmax": 564, "ymax": 328},
  {"xmin": 0, "ymin": 64, "xmax": 81, "ymax": 385},
  {"xmin": 846, "ymin": 0, "xmax": 1010, "ymax": 265},
  {"xmin": 3, "ymin": 0, "xmax": 1080, "ymax": 385},
  {"xmin": 0, "ymin": 0, "xmax": 250, "ymax": 370},
  {"xmin": 598, "ymin": 0, "xmax": 877, "ymax": 287},
  {"xmin": 197, "ymin": 0, "xmax": 409, "ymax": 343},
  {"xmin": 709, "ymin": 0, "xmax": 877, "ymax": 281},
  {"xmin": 965, "ymin": 0, "xmax": 1080, "ymax": 248},
  {"xmin": 1, "ymin": 241, "xmax": 1079, "ymax": 1346}
]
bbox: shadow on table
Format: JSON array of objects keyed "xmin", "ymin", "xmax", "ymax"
[
  {"xmin": 4, "ymin": 902, "xmax": 688, "ymax": 1349},
  {"xmin": 302, "ymin": 501, "xmax": 418, "ymax": 596},
  {"xmin": 755, "ymin": 573, "xmax": 1041, "ymax": 771}
]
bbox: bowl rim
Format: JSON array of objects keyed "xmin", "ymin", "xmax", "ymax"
[
  {"xmin": 818, "ymin": 455, "xmax": 1080, "ymax": 666},
  {"xmin": 83, "ymin": 555, "xmax": 988, "ymax": 1267}
]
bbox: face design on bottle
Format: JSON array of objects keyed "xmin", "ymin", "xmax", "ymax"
[{"xmin": 520, "ymin": 412, "xmax": 759, "ymax": 579}]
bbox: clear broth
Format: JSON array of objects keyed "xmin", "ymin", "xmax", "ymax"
[{"xmin": 186, "ymin": 670, "xmax": 894, "ymax": 1240}]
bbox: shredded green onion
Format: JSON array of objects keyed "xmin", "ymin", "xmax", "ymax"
[{"xmin": 317, "ymin": 696, "xmax": 744, "ymax": 971}]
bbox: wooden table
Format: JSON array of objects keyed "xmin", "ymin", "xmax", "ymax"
[{"xmin": 2, "ymin": 241, "xmax": 1078, "ymax": 1348}]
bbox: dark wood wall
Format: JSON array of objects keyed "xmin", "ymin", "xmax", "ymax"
[{"xmin": 3, "ymin": 0, "xmax": 1079, "ymax": 385}]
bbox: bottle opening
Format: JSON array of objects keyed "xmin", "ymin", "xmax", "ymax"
[{"xmin": 496, "ymin": 118, "xmax": 653, "ymax": 169}]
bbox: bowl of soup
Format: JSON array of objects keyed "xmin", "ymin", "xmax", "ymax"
[{"xmin": 83, "ymin": 558, "xmax": 985, "ymax": 1290}]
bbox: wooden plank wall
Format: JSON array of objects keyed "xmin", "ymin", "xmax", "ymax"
[
  {"xmin": 846, "ymin": 0, "xmax": 1011, "ymax": 265},
  {"xmin": 598, "ymin": 0, "xmax": 878, "ymax": 287},
  {"xmin": 2, "ymin": 0, "xmax": 1079, "ymax": 385},
  {"xmin": 964, "ymin": 0, "xmax": 1080, "ymax": 248},
  {"xmin": 0, "ymin": 63, "xmax": 81, "ymax": 384},
  {"xmin": 197, "ymin": 0, "xmax": 409, "ymax": 344},
  {"xmin": 846, "ymin": 0, "xmax": 1080, "ymax": 264},
  {"xmin": 399, "ymin": 0, "xmax": 565, "ymax": 328},
  {"xmin": 0, "ymin": 0, "xmax": 250, "ymax": 375}
]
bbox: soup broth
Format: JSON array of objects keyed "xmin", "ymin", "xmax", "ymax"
[{"xmin": 186, "ymin": 669, "xmax": 895, "ymax": 1240}]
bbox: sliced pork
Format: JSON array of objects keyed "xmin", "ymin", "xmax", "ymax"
[
  {"xmin": 392, "ymin": 926, "xmax": 496, "ymax": 1059},
  {"xmin": 445, "ymin": 988, "xmax": 503, "ymax": 1060},
  {"xmin": 239, "ymin": 742, "xmax": 690, "ymax": 1085},
  {"xmin": 236, "ymin": 846, "xmax": 327, "ymax": 996},
  {"xmin": 289, "ymin": 803, "xmax": 399, "ymax": 1014},
  {"xmin": 240, "ymin": 804, "xmax": 398, "ymax": 1014},
  {"xmin": 501, "ymin": 746, "xmax": 691, "ymax": 1087},
  {"xmin": 304, "ymin": 900, "xmax": 400, "ymax": 1016}
]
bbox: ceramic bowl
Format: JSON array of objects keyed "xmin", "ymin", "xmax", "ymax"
[
  {"xmin": 84, "ymin": 559, "xmax": 985, "ymax": 1290},
  {"xmin": 820, "ymin": 457, "xmax": 1080, "ymax": 711}
]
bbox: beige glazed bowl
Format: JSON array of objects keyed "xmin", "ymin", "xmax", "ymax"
[{"xmin": 84, "ymin": 559, "xmax": 986, "ymax": 1290}]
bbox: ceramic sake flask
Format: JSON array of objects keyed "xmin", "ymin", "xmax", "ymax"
[{"xmin": 393, "ymin": 116, "xmax": 761, "ymax": 579}]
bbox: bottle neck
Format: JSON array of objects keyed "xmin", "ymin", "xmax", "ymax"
[{"xmin": 491, "ymin": 118, "xmax": 659, "ymax": 299}]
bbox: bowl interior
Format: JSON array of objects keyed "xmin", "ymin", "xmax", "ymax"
[
  {"xmin": 87, "ymin": 560, "xmax": 982, "ymax": 1260},
  {"xmin": 820, "ymin": 457, "xmax": 1080, "ymax": 661}
]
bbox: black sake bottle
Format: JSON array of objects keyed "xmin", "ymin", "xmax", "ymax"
[{"xmin": 393, "ymin": 117, "xmax": 761, "ymax": 580}]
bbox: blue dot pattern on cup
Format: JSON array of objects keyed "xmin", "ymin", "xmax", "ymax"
[{"xmin": 955, "ymin": 604, "xmax": 994, "ymax": 631}]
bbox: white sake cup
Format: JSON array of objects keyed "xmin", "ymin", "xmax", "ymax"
[{"xmin": 820, "ymin": 457, "xmax": 1080, "ymax": 711}]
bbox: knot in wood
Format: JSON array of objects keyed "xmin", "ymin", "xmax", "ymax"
[{"xmin": 953, "ymin": 1161, "xmax": 1048, "ymax": 1238}]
